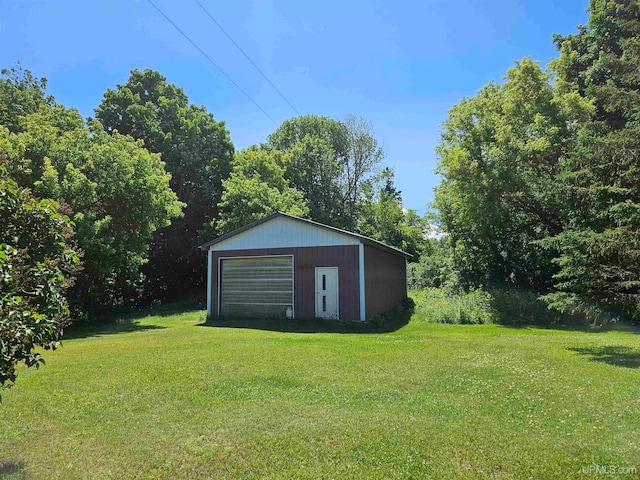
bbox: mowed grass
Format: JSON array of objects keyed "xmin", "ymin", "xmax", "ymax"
[{"xmin": 1, "ymin": 305, "xmax": 639, "ymax": 479}]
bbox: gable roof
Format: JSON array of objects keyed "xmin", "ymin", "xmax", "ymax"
[{"xmin": 199, "ymin": 212, "xmax": 412, "ymax": 258}]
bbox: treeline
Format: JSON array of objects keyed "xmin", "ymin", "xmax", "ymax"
[
  {"xmin": 419, "ymin": 0, "xmax": 640, "ymax": 324},
  {"xmin": 0, "ymin": 66, "xmax": 427, "ymax": 314}
]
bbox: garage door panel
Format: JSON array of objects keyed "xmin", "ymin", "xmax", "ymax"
[
  {"xmin": 223, "ymin": 292, "xmax": 292, "ymax": 304},
  {"xmin": 221, "ymin": 256, "xmax": 293, "ymax": 317},
  {"xmin": 222, "ymin": 304, "xmax": 290, "ymax": 318}
]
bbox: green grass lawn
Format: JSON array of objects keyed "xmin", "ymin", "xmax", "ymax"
[{"xmin": 1, "ymin": 305, "xmax": 639, "ymax": 479}]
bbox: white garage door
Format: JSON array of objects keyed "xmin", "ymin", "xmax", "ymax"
[{"xmin": 220, "ymin": 256, "xmax": 293, "ymax": 317}]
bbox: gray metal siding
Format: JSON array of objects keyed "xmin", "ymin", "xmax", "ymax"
[
  {"xmin": 211, "ymin": 245, "xmax": 360, "ymax": 321},
  {"xmin": 220, "ymin": 256, "xmax": 293, "ymax": 317},
  {"xmin": 364, "ymin": 245, "xmax": 407, "ymax": 319}
]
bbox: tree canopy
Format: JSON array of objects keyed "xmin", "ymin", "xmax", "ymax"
[
  {"xmin": 95, "ymin": 69, "xmax": 234, "ymax": 301},
  {"xmin": 216, "ymin": 147, "xmax": 308, "ymax": 234},
  {"xmin": 0, "ymin": 67, "xmax": 182, "ymax": 309},
  {"xmin": 434, "ymin": 58, "xmax": 590, "ymax": 289},
  {"xmin": 0, "ymin": 63, "xmax": 52, "ymax": 134},
  {"xmin": 359, "ymin": 167, "xmax": 427, "ymax": 258},
  {"xmin": 432, "ymin": 0, "xmax": 640, "ymax": 322},
  {"xmin": 541, "ymin": 0, "xmax": 640, "ymax": 320},
  {"xmin": 266, "ymin": 114, "xmax": 388, "ymax": 232},
  {"xmin": 267, "ymin": 115, "xmax": 350, "ymax": 228}
]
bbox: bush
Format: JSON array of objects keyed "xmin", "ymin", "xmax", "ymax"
[
  {"xmin": 491, "ymin": 287, "xmax": 567, "ymax": 325},
  {"xmin": 368, "ymin": 297, "xmax": 415, "ymax": 328},
  {"xmin": 411, "ymin": 288, "xmax": 495, "ymax": 324},
  {"xmin": 0, "ymin": 167, "xmax": 80, "ymax": 397}
]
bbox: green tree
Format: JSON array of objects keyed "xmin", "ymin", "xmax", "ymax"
[
  {"xmin": 433, "ymin": 58, "xmax": 590, "ymax": 289},
  {"xmin": 281, "ymin": 136, "xmax": 344, "ymax": 227},
  {"xmin": 267, "ymin": 114, "xmax": 385, "ymax": 230},
  {"xmin": 95, "ymin": 69, "xmax": 234, "ymax": 301},
  {"xmin": 408, "ymin": 237, "xmax": 457, "ymax": 290},
  {"xmin": 342, "ymin": 114, "xmax": 386, "ymax": 229},
  {"xmin": 216, "ymin": 147, "xmax": 308, "ymax": 234},
  {"xmin": 268, "ymin": 115, "xmax": 348, "ymax": 227},
  {"xmin": 359, "ymin": 167, "xmax": 427, "ymax": 257},
  {"xmin": 343, "ymin": 115, "xmax": 386, "ymax": 228},
  {"xmin": 0, "ymin": 68, "xmax": 183, "ymax": 309},
  {"xmin": 0, "ymin": 164, "xmax": 80, "ymax": 397},
  {"xmin": 0, "ymin": 63, "xmax": 52, "ymax": 134},
  {"xmin": 542, "ymin": 0, "xmax": 640, "ymax": 320},
  {"xmin": 2, "ymin": 113, "xmax": 183, "ymax": 307}
]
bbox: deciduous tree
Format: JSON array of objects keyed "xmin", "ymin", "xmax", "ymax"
[
  {"xmin": 216, "ymin": 147, "xmax": 308, "ymax": 234},
  {"xmin": 359, "ymin": 167, "xmax": 427, "ymax": 258},
  {"xmin": 0, "ymin": 164, "xmax": 79, "ymax": 398},
  {"xmin": 434, "ymin": 58, "xmax": 589, "ymax": 289},
  {"xmin": 342, "ymin": 114, "xmax": 385, "ymax": 229},
  {"xmin": 268, "ymin": 115, "xmax": 348, "ymax": 227},
  {"xmin": 0, "ymin": 68, "xmax": 182, "ymax": 309},
  {"xmin": 95, "ymin": 69, "xmax": 234, "ymax": 301}
]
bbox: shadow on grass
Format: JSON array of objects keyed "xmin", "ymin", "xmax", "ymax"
[
  {"xmin": 199, "ymin": 315, "xmax": 410, "ymax": 334},
  {"xmin": 101, "ymin": 296, "xmax": 206, "ymax": 321},
  {"xmin": 0, "ymin": 461, "xmax": 28, "ymax": 479},
  {"xmin": 498, "ymin": 322, "xmax": 640, "ymax": 335},
  {"xmin": 64, "ymin": 296, "xmax": 206, "ymax": 339},
  {"xmin": 568, "ymin": 346, "xmax": 640, "ymax": 368},
  {"xmin": 64, "ymin": 319, "xmax": 166, "ymax": 340}
]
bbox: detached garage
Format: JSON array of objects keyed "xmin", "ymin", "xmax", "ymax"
[{"xmin": 200, "ymin": 212, "xmax": 411, "ymax": 321}]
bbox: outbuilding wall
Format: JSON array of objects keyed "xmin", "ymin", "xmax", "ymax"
[
  {"xmin": 364, "ymin": 245, "xmax": 407, "ymax": 319},
  {"xmin": 210, "ymin": 245, "xmax": 361, "ymax": 321}
]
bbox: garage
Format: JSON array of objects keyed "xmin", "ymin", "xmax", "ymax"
[
  {"xmin": 201, "ymin": 212, "xmax": 410, "ymax": 321},
  {"xmin": 219, "ymin": 255, "xmax": 293, "ymax": 318}
]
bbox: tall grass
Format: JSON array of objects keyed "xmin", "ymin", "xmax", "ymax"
[
  {"xmin": 411, "ymin": 288, "xmax": 495, "ymax": 324},
  {"xmin": 411, "ymin": 287, "xmax": 589, "ymax": 325}
]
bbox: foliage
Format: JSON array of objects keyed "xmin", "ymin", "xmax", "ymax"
[
  {"xmin": 95, "ymin": 69, "xmax": 234, "ymax": 301},
  {"xmin": 0, "ymin": 68, "xmax": 182, "ymax": 309},
  {"xmin": 0, "ymin": 166, "xmax": 80, "ymax": 396},
  {"xmin": 342, "ymin": 114, "xmax": 386, "ymax": 229},
  {"xmin": 216, "ymin": 147, "xmax": 308, "ymax": 234},
  {"xmin": 433, "ymin": 1, "xmax": 640, "ymax": 323},
  {"xmin": 540, "ymin": 0, "xmax": 640, "ymax": 322},
  {"xmin": 368, "ymin": 296, "xmax": 415, "ymax": 328},
  {"xmin": 411, "ymin": 285, "xmax": 590, "ymax": 326},
  {"xmin": 358, "ymin": 167, "xmax": 427, "ymax": 257},
  {"xmin": 412, "ymin": 288, "xmax": 495, "ymax": 324},
  {"xmin": 0, "ymin": 63, "xmax": 52, "ymax": 134},
  {"xmin": 408, "ymin": 237, "xmax": 457, "ymax": 289},
  {"xmin": 264, "ymin": 115, "xmax": 419, "ymax": 254},
  {"xmin": 268, "ymin": 115, "xmax": 349, "ymax": 227},
  {"xmin": 433, "ymin": 58, "xmax": 591, "ymax": 290},
  {"xmin": 268, "ymin": 114, "xmax": 386, "ymax": 231}
]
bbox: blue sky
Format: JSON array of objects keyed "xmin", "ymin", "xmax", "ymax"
[{"xmin": 1, "ymin": 0, "xmax": 589, "ymax": 214}]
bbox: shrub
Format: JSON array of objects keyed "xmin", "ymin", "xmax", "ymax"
[
  {"xmin": 412, "ymin": 288, "xmax": 495, "ymax": 324},
  {"xmin": 0, "ymin": 167, "xmax": 80, "ymax": 398},
  {"xmin": 490, "ymin": 287, "xmax": 565, "ymax": 325},
  {"xmin": 368, "ymin": 297, "xmax": 415, "ymax": 328}
]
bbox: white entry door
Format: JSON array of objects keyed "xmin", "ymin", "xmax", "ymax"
[{"xmin": 315, "ymin": 267, "xmax": 339, "ymax": 319}]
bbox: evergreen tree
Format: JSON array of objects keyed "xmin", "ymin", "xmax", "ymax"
[{"xmin": 543, "ymin": 0, "xmax": 640, "ymax": 320}]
